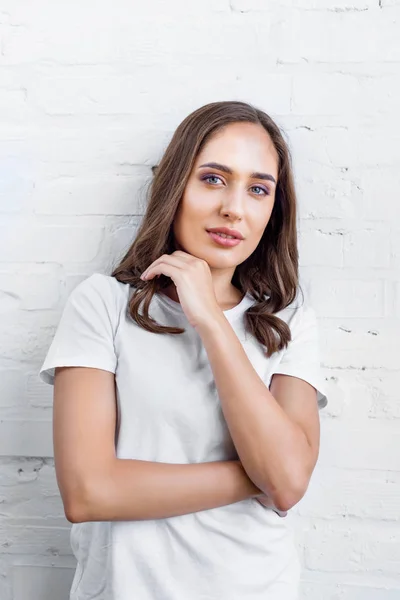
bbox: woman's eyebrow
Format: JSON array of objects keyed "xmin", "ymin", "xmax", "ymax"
[{"xmin": 198, "ymin": 162, "xmax": 276, "ymax": 184}]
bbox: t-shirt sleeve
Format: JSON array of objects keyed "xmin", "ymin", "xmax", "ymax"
[
  {"xmin": 269, "ymin": 302, "xmax": 328, "ymax": 410},
  {"xmin": 39, "ymin": 273, "xmax": 118, "ymax": 386}
]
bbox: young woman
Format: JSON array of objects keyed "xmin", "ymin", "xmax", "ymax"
[{"xmin": 40, "ymin": 100, "xmax": 328, "ymax": 600}]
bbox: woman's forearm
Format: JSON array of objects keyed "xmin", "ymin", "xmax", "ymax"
[{"xmin": 72, "ymin": 458, "xmax": 262, "ymax": 523}]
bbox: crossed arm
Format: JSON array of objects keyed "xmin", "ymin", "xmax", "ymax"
[
  {"xmin": 53, "ymin": 316, "xmax": 320, "ymax": 523},
  {"xmin": 197, "ymin": 312, "xmax": 321, "ymax": 513}
]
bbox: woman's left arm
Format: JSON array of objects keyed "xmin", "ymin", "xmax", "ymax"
[{"xmin": 197, "ymin": 314, "xmax": 321, "ymax": 513}]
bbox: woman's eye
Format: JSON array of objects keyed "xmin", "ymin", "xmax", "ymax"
[
  {"xmin": 203, "ymin": 175, "xmax": 223, "ymax": 185},
  {"xmin": 201, "ymin": 175, "xmax": 269, "ymax": 196},
  {"xmin": 251, "ymin": 186, "xmax": 269, "ymax": 196}
]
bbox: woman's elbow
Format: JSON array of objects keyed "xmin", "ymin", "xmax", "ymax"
[
  {"xmin": 61, "ymin": 477, "xmax": 95, "ymax": 523},
  {"xmin": 272, "ymin": 478, "xmax": 309, "ymax": 513},
  {"xmin": 63, "ymin": 490, "xmax": 91, "ymax": 523}
]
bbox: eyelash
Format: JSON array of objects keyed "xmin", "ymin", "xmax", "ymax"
[{"xmin": 201, "ymin": 174, "xmax": 270, "ymax": 197}]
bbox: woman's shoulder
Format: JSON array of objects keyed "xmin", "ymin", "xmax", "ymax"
[
  {"xmin": 72, "ymin": 272, "xmax": 129, "ymax": 295},
  {"xmin": 273, "ymin": 288, "xmax": 318, "ymax": 331},
  {"xmin": 71, "ymin": 272, "xmax": 132, "ymax": 317},
  {"xmin": 86, "ymin": 272, "xmax": 131, "ymax": 294}
]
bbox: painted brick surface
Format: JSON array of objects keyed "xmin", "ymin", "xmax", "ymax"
[{"xmin": 0, "ymin": 0, "xmax": 399, "ymax": 598}]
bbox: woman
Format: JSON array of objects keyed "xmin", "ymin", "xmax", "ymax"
[{"xmin": 39, "ymin": 100, "xmax": 328, "ymax": 600}]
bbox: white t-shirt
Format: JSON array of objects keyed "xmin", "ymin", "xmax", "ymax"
[{"xmin": 39, "ymin": 273, "xmax": 328, "ymax": 600}]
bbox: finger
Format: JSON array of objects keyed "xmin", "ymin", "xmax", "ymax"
[
  {"xmin": 141, "ymin": 255, "xmax": 166, "ymax": 277},
  {"xmin": 142, "ymin": 262, "xmax": 181, "ymax": 281},
  {"xmin": 141, "ymin": 254, "xmax": 187, "ymax": 278},
  {"xmin": 171, "ymin": 250, "xmax": 196, "ymax": 262}
]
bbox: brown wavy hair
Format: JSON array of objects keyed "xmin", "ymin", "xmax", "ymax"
[{"xmin": 111, "ymin": 100, "xmax": 302, "ymax": 357}]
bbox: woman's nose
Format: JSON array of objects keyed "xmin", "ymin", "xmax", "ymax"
[{"xmin": 221, "ymin": 187, "xmax": 245, "ymax": 218}]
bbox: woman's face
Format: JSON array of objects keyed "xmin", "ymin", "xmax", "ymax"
[{"xmin": 173, "ymin": 121, "xmax": 279, "ymax": 271}]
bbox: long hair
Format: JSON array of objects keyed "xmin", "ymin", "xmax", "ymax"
[{"xmin": 111, "ymin": 100, "xmax": 301, "ymax": 357}]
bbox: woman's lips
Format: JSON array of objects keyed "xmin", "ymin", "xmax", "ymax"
[{"xmin": 207, "ymin": 231, "xmax": 242, "ymax": 247}]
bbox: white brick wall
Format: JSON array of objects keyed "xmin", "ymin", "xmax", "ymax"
[{"xmin": 0, "ymin": 0, "xmax": 399, "ymax": 598}]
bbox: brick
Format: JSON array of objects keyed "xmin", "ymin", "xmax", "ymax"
[
  {"xmin": 343, "ymin": 229, "xmax": 391, "ymax": 269},
  {"xmin": 314, "ymin": 372, "xmax": 343, "ymax": 418},
  {"xmin": 0, "ymin": 88, "xmax": 31, "ymax": 126},
  {"xmin": 12, "ymin": 565, "xmax": 74, "ymax": 600},
  {"xmin": 0, "ymin": 521, "xmax": 71, "ymax": 555},
  {"xmin": 33, "ymin": 175, "xmax": 149, "ymax": 216},
  {"xmin": 324, "ymin": 126, "xmax": 400, "ymax": 168},
  {"xmin": 391, "ymin": 230, "xmax": 400, "ymax": 269},
  {"xmin": 366, "ymin": 371, "xmax": 400, "ymax": 419},
  {"xmin": 0, "ymin": 272, "xmax": 60, "ymax": 310},
  {"xmin": 0, "ymin": 458, "xmax": 63, "ymax": 518},
  {"xmin": 0, "ymin": 420, "xmax": 52, "ymax": 457},
  {"xmin": 273, "ymin": 9, "xmax": 400, "ymax": 63},
  {"xmin": 233, "ymin": 0, "xmax": 375, "ymax": 8},
  {"xmin": 0, "ymin": 225, "xmax": 104, "ymax": 263},
  {"xmin": 30, "ymin": 124, "xmax": 171, "ymax": 169},
  {"xmin": 292, "ymin": 74, "xmax": 400, "ymax": 117},
  {"xmin": 309, "ymin": 278, "xmax": 385, "ymax": 318},
  {"xmin": 318, "ymin": 420, "xmax": 400, "ymax": 470},
  {"xmin": 321, "ymin": 321, "xmax": 398, "ymax": 369},
  {"xmin": 296, "ymin": 173, "xmax": 363, "ymax": 220},
  {"xmin": 395, "ymin": 282, "xmax": 400, "ymax": 318},
  {"xmin": 359, "ymin": 168, "xmax": 400, "ymax": 222},
  {"xmin": 0, "ymin": 370, "xmax": 26, "ymax": 409},
  {"xmin": 3, "ymin": 12, "xmax": 268, "ymax": 65},
  {"xmin": 299, "ymin": 228, "xmax": 344, "ymax": 267},
  {"xmin": 321, "ymin": 368, "xmax": 399, "ymax": 421},
  {"xmin": 302, "ymin": 521, "xmax": 400, "ymax": 574},
  {"xmin": 296, "ymin": 467, "xmax": 400, "ymax": 521},
  {"xmin": 300, "ymin": 582, "xmax": 400, "ymax": 600}
]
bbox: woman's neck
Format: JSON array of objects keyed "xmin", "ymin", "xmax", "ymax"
[{"xmin": 160, "ymin": 283, "xmax": 244, "ymax": 311}]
